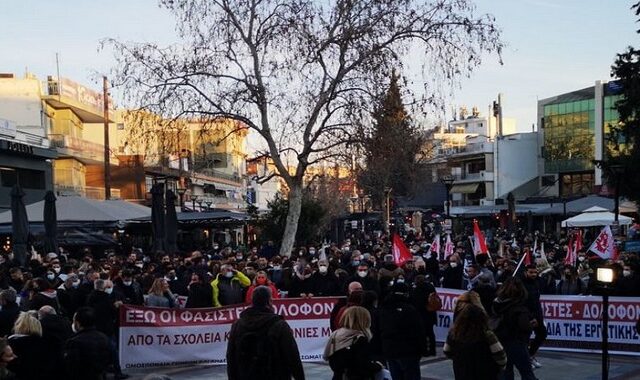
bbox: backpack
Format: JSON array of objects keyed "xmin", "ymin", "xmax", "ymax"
[
  {"xmin": 238, "ymin": 318, "xmax": 279, "ymax": 378},
  {"xmin": 427, "ymin": 291, "xmax": 442, "ymax": 312}
]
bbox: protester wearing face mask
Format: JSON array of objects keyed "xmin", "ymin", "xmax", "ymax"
[
  {"xmin": 555, "ymin": 265, "xmax": 584, "ymax": 295},
  {"xmin": 211, "ymin": 264, "xmax": 251, "ymax": 307},
  {"xmin": 245, "ymin": 271, "xmax": 280, "ymax": 303},
  {"xmin": 64, "ymin": 307, "xmax": 112, "ymax": 380},
  {"xmin": 57, "ymin": 274, "xmax": 83, "ymax": 319},
  {"xmin": 289, "ymin": 263, "xmax": 314, "ymax": 298},
  {"xmin": 113, "ymin": 270, "xmax": 144, "ymax": 306},
  {"xmin": 86, "ymin": 279, "xmax": 128, "ymax": 379},
  {"xmin": 619, "ymin": 262, "xmax": 640, "ymax": 297},
  {"xmin": 309, "ymin": 259, "xmax": 342, "ymax": 297},
  {"xmin": 349, "ymin": 263, "xmax": 380, "ymax": 295},
  {"xmin": 442, "ymin": 255, "xmax": 464, "ymax": 290}
]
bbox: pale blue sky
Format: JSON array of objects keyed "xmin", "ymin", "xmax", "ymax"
[{"xmin": 1, "ymin": 0, "xmax": 638, "ymax": 134}]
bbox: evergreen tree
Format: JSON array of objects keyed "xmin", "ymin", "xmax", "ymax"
[
  {"xmin": 358, "ymin": 72, "xmax": 424, "ymax": 209},
  {"xmin": 608, "ymin": 2, "xmax": 640, "ymax": 204}
]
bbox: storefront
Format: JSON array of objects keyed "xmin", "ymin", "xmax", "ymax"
[{"xmin": 0, "ymin": 135, "xmax": 57, "ymax": 210}]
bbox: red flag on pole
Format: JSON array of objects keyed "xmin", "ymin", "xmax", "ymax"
[
  {"xmin": 588, "ymin": 226, "xmax": 616, "ymax": 260},
  {"xmin": 392, "ymin": 234, "xmax": 413, "ymax": 266},
  {"xmin": 444, "ymin": 233, "xmax": 454, "ymax": 259},
  {"xmin": 472, "ymin": 220, "xmax": 488, "ymax": 255},
  {"xmin": 564, "ymin": 234, "xmax": 576, "ymax": 266}
]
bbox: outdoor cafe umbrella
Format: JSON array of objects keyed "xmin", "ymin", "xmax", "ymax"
[
  {"xmin": 165, "ymin": 189, "xmax": 178, "ymax": 254},
  {"xmin": 150, "ymin": 183, "xmax": 166, "ymax": 254},
  {"xmin": 11, "ymin": 185, "xmax": 30, "ymax": 266},
  {"xmin": 43, "ymin": 191, "xmax": 58, "ymax": 254}
]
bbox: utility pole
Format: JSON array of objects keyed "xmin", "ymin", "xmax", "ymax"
[{"xmin": 103, "ymin": 76, "xmax": 111, "ymax": 200}]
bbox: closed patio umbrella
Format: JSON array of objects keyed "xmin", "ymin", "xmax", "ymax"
[
  {"xmin": 43, "ymin": 191, "xmax": 58, "ymax": 254},
  {"xmin": 150, "ymin": 183, "xmax": 166, "ymax": 254},
  {"xmin": 165, "ymin": 190, "xmax": 178, "ymax": 254},
  {"xmin": 11, "ymin": 185, "xmax": 30, "ymax": 266}
]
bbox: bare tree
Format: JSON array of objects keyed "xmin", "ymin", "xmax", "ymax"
[{"xmin": 105, "ymin": 0, "xmax": 502, "ymax": 256}]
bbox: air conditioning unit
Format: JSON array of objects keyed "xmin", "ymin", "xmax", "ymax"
[{"xmin": 480, "ymin": 199, "xmax": 495, "ymax": 206}]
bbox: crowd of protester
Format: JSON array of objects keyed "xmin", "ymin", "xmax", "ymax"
[{"xmin": 0, "ymin": 223, "xmax": 637, "ymax": 379}]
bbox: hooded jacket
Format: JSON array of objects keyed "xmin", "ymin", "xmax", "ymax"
[
  {"xmin": 492, "ymin": 297, "xmax": 532, "ymax": 344},
  {"xmin": 226, "ymin": 307, "xmax": 304, "ymax": 380}
]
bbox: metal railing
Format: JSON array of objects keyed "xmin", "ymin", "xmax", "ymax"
[{"xmin": 48, "ymin": 134, "xmax": 118, "ymax": 164}]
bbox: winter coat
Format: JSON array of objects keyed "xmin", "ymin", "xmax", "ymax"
[
  {"xmin": 522, "ymin": 277, "xmax": 544, "ymax": 321},
  {"xmin": 185, "ymin": 282, "xmax": 213, "ymax": 308},
  {"xmin": 211, "ymin": 272, "xmax": 251, "ymax": 307},
  {"xmin": 40, "ymin": 313, "xmax": 73, "ymax": 379},
  {"xmin": 0, "ymin": 302, "xmax": 20, "ymax": 337},
  {"xmin": 288, "ymin": 274, "xmax": 313, "ymax": 298},
  {"xmin": 245, "ymin": 283, "xmax": 279, "ymax": 304},
  {"xmin": 85, "ymin": 290, "xmax": 118, "ymax": 337},
  {"xmin": 324, "ymin": 328, "xmax": 383, "ymax": 380},
  {"xmin": 226, "ymin": 307, "xmax": 304, "ymax": 380},
  {"xmin": 309, "ymin": 272, "xmax": 342, "ymax": 297},
  {"xmin": 27, "ymin": 290, "xmax": 59, "ymax": 312},
  {"xmin": 56, "ymin": 285, "xmax": 83, "ymax": 318},
  {"xmin": 442, "ymin": 266, "xmax": 464, "ymax": 289},
  {"xmin": 492, "ymin": 297, "xmax": 532, "ymax": 344},
  {"xmin": 409, "ymin": 282, "xmax": 437, "ymax": 326},
  {"xmin": 444, "ymin": 330, "xmax": 506, "ymax": 380},
  {"xmin": 63, "ymin": 327, "xmax": 111, "ymax": 380},
  {"xmin": 146, "ymin": 292, "xmax": 176, "ymax": 308},
  {"xmin": 378, "ymin": 293, "xmax": 427, "ymax": 359},
  {"xmin": 7, "ymin": 334, "xmax": 57, "ymax": 380},
  {"xmin": 114, "ymin": 280, "xmax": 145, "ymax": 305}
]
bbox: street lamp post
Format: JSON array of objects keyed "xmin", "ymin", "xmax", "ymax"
[
  {"xmin": 190, "ymin": 194, "xmax": 197, "ymax": 212},
  {"xmin": 204, "ymin": 200, "xmax": 212, "ymax": 211},
  {"xmin": 597, "ymin": 266, "xmax": 615, "ymax": 380},
  {"xmin": 177, "ymin": 184, "xmax": 186, "ymax": 211},
  {"xmin": 383, "ymin": 187, "xmax": 392, "ymax": 234},
  {"xmin": 441, "ymin": 175, "xmax": 455, "ymax": 217}
]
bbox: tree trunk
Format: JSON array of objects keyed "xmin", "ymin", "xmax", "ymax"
[{"xmin": 279, "ymin": 182, "xmax": 303, "ymax": 257}]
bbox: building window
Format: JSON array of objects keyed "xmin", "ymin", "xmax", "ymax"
[
  {"xmin": 0, "ymin": 168, "xmax": 17, "ymax": 187},
  {"xmin": 561, "ymin": 173, "xmax": 594, "ymax": 197},
  {"xmin": 0, "ymin": 168, "xmax": 45, "ymax": 189}
]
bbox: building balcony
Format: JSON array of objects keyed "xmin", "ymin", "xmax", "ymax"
[
  {"xmin": 454, "ymin": 170, "xmax": 493, "ymax": 183},
  {"xmin": 54, "ymin": 184, "xmax": 121, "ymax": 199},
  {"xmin": 544, "ymin": 158, "xmax": 593, "ymax": 174},
  {"xmin": 49, "ymin": 134, "xmax": 118, "ymax": 165},
  {"xmin": 43, "ymin": 78, "xmax": 111, "ymax": 123}
]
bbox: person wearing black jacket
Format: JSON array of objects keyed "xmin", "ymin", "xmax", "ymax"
[
  {"xmin": 492, "ymin": 278, "xmax": 537, "ymax": 380},
  {"xmin": 347, "ymin": 263, "xmax": 380, "ymax": 296},
  {"xmin": 63, "ymin": 307, "xmax": 112, "ymax": 380},
  {"xmin": 0, "ymin": 289, "xmax": 20, "ymax": 337},
  {"xmin": 226, "ymin": 286, "xmax": 304, "ymax": 380},
  {"xmin": 113, "ymin": 270, "xmax": 144, "ymax": 306},
  {"xmin": 185, "ymin": 272, "xmax": 213, "ymax": 308},
  {"xmin": 57, "ymin": 274, "xmax": 83, "ymax": 319},
  {"xmin": 409, "ymin": 275, "xmax": 437, "ymax": 356},
  {"xmin": 442, "ymin": 256, "xmax": 464, "ymax": 289},
  {"xmin": 522, "ymin": 265, "xmax": 547, "ymax": 368},
  {"xmin": 85, "ymin": 279, "xmax": 128, "ymax": 379},
  {"xmin": 378, "ymin": 283, "xmax": 427, "ymax": 380},
  {"xmin": 309, "ymin": 260, "xmax": 342, "ymax": 297},
  {"xmin": 38, "ymin": 305, "xmax": 72, "ymax": 380}
]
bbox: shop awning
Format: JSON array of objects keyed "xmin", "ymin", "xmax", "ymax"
[{"xmin": 450, "ymin": 183, "xmax": 480, "ymax": 194}]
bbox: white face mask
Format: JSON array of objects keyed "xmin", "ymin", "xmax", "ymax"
[
  {"xmin": 396, "ymin": 278, "xmax": 405, "ymax": 284},
  {"xmin": 104, "ymin": 287, "xmax": 113, "ymax": 295},
  {"xmin": 357, "ymin": 271, "xmax": 368, "ymax": 278},
  {"xmin": 578, "ymin": 256, "xmax": 586, "ymax": 262},
  {"xmin": 623, "ymin": 270, "xmax": 631, "ymax": 277},
  {"xmin": 47, "ymin": 274, "xmax": 55, "ymax": 281},
  {"xmin": 123, "ymin": 281, "xmax": 133, "ymax": 286},
  {"xmin": 450, "ymin": 262, "xmax": 458, "ymax": 268},
  {"xmin": 53, "ymin": 267, "xmax": 61, "ymax": 274},
  {"xmin": 225, "ymin": 271, "xmax": 234, "ymax": 278},
  {"xmin": 72, "ymin": 280, "xmax": 81, "ymax": 288},
  {"xmin": 318, "ymin": 265, "xmax": 328, "ymax": 274}
]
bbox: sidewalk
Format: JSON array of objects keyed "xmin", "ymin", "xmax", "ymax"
[{"xmin": 128, "ymin": 349, "xmax": 640, "ymax": 380}]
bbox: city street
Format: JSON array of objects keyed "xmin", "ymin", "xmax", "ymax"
[{"xmin": 128, "ymin": 349, "xmax": 640, "ymax": 380}]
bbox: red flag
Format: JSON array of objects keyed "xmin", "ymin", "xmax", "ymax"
[
  {"xmin": 524, "ymin": 248, "xmax": 531, "ymax": 266},
  {"xmin": 588, "ymin": 226, "xmax": 616, "ymax": 260},
  {"xmin": 444, "ymin": 233, "xmax": 454, "ymax": 259},
  {"xmin": 430, "ymin": 234, "xmax": 441, "ymax": 258},
  {"xmin": 574, "ymin": 229, "xmax": 583, "ymax": 253},
  {"xmin": 392, "ymin": 234, "xmax": 413, "ymax": 266},
  {"xmin": 564, "ymin": 234, "xmax": 576, "ymax": 266},
  {"xmin": 472, "ymin": 220, "xmax": 488, "ymax": 255}
]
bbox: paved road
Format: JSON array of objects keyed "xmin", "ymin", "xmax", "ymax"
[{"xmin": 126, "ymin": 349, "xmax": 640, "ymax": 380}]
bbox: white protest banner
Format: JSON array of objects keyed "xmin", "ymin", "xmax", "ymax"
[
  {"xmin": 119, "ymin": 297, "xmax": 339, "ymax": 370},
  {"xmin": 433, "ymin": 288, "xmax": 640, "ymax": 356}
]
